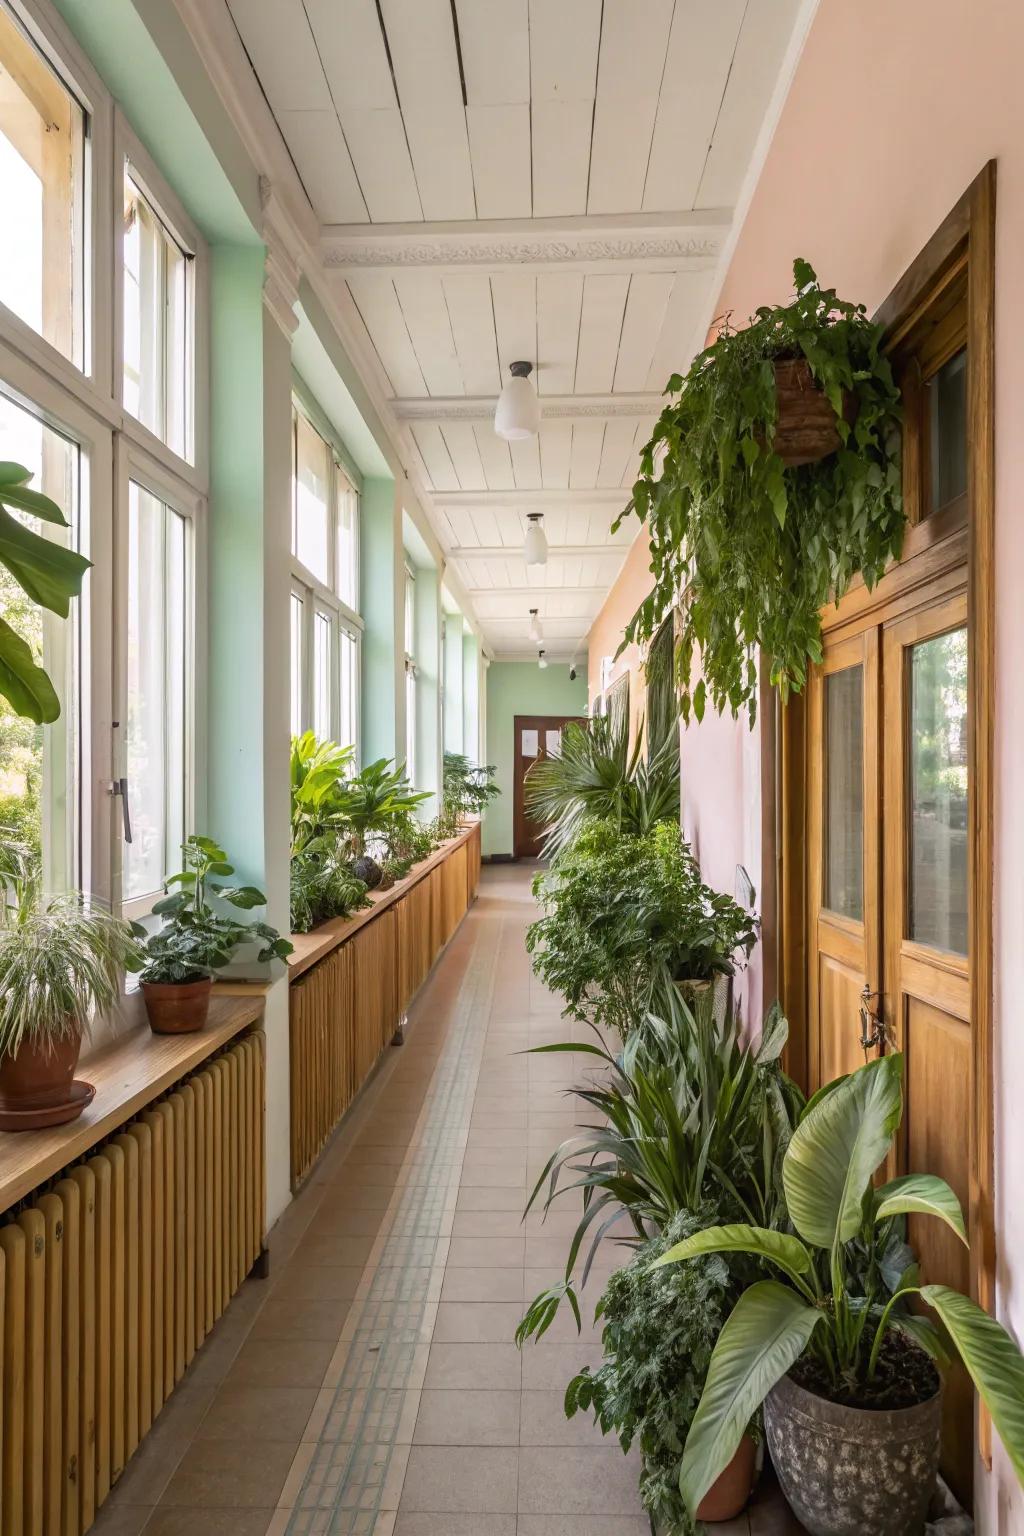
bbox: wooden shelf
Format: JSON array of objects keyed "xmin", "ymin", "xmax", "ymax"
[
  {"xmin": 0, "ymin": 993, "xmax": 264, "ymax": 1214},
  {"xmin": 287, "ymin": 823, "xmax": 479, "ymax": 981}
]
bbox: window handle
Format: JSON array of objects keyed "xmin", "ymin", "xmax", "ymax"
[{"xmin": 109, "ymin": 777, "xmax": 133, "ymax": 844}]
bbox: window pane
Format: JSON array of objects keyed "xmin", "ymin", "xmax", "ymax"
[
  {"xmin": 123, "ymin": 170, "xmax": 190, "ymax": 458},
  {"xmin": 927, "ymin": 348, "xmax": 967, "ymax": 514},
  {"xmin": 336, "ymin": 469, "xmax": 358, "ymax": 610},
  {"xmin": 123, "ymin": 484, "xmax": 188, "ymax": 905},
  {"xmin": 909, "ymin": 628, "xmax": 968, "ymax": 954},
  {"xmin": 313, "ymin": 610, "xmax": 332, "ymax": 741},
  {"xmin": 405, "ymin": 666, "xmax": 416, "ymax": 785},
  {"xmin": 0, "ymin": 6, "xmax": 84, "ymax": 365},
  {"xmin": 824, "ymin": 665, "xmax": 864, "ymax": 919},
  {"xmin": 290, "ymin": 592, "xmax": 304, "ymax": 737},
  {"xmin": 339, "ymin": 627, "xmax": 357, "ymax": 752},
  {"xmin": 0, "ymin": 391, "xmax": 81, "ymax": 888},
  {"xmin": 293, "ymin": 412, "xmax": 330, "ymax": 583},
  {"xmin": 404, "ymin": 570, "xmax": 415, "ymax": 656}
]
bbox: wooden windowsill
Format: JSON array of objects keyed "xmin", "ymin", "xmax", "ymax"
[
  {"xmin": 0, "ymin": 992, "xmax": 265, "ymax": 1215},
  {"xmin": 287, "ymin": 822, "xmax": 480, "ymax": 982}
]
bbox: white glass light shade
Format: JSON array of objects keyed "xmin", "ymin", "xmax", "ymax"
[
  {"xmin": 495, "ymin": 363, "xmax": 540, "ymax": 440},
  {"xmin": 538, "ymin": 649, "xmax": 548, "ymax": 669},
  {"xmin": 529, "ymin": 610, "xmax": 542, "ymax": 642},
  {"xmin": 523, "ymin": 516, "xmax": 548, "ymax": 566}
]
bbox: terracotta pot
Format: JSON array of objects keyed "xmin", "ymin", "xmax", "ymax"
[
  {"xmin": 141, "ymin": 976, "xmax": 212, "ymax": 1035},
  {"xmin": 696, "ymin": 1432, "xmax": 757, "ymax": 1521},
  {"xmin": 767, "ymin": 358, "xmax": 858, "ymax": 467},
  {"xmin": 765, "ymin": 1370, "xmax": 942, "ymax": 1536},
  {"xmin": 0, "ymin": 1027, "xmax": 82, "ymax": 1109}
]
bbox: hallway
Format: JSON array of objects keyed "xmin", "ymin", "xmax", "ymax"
[{"xmin": 95, "ymin": 865, "xmax": 795, "ymax": 1536}]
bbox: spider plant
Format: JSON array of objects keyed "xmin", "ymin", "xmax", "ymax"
[
  {"xmin": 523, "ymin": 710, "xmax": 679, "ymax": 860},
  {"xmin": 0, "ymin": 849, "xmax": 142, "ymax": 1059},
  {"xmin": 516, "ymin": 988, "xmax": 803, "ymax": 1344}
]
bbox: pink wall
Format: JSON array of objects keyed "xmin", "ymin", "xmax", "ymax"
[
  {"xmin": 589, "ymin": 4, "xmax": 1024, "ymax": 1522},
  {"xmin": 587, "ymin": 529, "xmax": 651, "ymax": 742}
]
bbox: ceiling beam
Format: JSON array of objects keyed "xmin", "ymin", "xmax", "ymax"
[
  {"xmin": 322, "ymin": 211, "xmax": 729, "ymax": 275},
  {"xmin": 465, "ymin": 585, "xmax": 609, "ymax": 597},
  {"xmin": 434, "ymin": 488, "xmax": 629, "ymax": 509},
  {"xmin": 394, "ymin": 393, "xmax": 660, "ymax": 422},
  {"xmin": 450, "ymin": 544, "xmax": 627, "ymax": 559}
]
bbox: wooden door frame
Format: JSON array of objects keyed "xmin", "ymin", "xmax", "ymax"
[
  {"xmin": 512, "ymin": 714, "xmax": 587, "ymax": 859},
  {"xmin": 776, "ymin": 162, "xmax": 996, "ymax": 1349}
]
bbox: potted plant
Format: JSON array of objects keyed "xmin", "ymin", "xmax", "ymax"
[
  {"xmin": 652, "ymin": 1053, "xmax": 1024, "ymax": 1535},
  {"xmin": 0, "ymin": 842, "xmax": 142, "ymax": 1126},
  {"xmin": 137, "ymin": 835, "xmax": 292, "ymax": 1034},
  {"xmin": 615, "ymin": 260, "xmax": 904, "ymax": 723},
  {"xmin": 436, "ymin": 751, "xmax": 500, "ymax": 840},
  {"xmin": 339, "ymin": 756, "xmax": 429, "ymax": 887}
]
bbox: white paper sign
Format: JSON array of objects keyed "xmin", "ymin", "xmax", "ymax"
[
  {"xmin": 545, "ymin": 730, "xmax": 561, "ymax": 755},
  {"xmin": 521, "ymin": 728, "xmax": 538, "ymax": 756}
]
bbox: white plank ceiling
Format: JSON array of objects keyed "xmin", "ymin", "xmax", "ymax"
[{"xmin": 228, "ymin": 0, "xmax": 804, "ymax": 658}]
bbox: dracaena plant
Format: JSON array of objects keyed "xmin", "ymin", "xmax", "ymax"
[
  {"xmin": 615, "ymin": 260, "xmax": 903, "ymax": 724},
  {"xmin": 340, "ymin": 757, "xmax": 430, "ymax": 856},
  {"xmin": 0, "ymin": 462, "xmax": 92, "ymax": 723},
  {"xmin": 652, "ymin": 1052, "xmax": 1024, "ymax": 1517},
  {"xmin": 435, "ymin": 752, "xmax": 499, "ymax": 839},
  {"xmin": 137, "ymin": 835, "xmax": 292, "ymax": 984}
]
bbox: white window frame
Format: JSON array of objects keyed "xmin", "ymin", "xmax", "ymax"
[
  {"xmin": 289, "ymin": 398, "xmax": 363, "ymax": 754},
  {"xmin": 0, "ymin": 1, "xmax": 208, "ymax": 926},
  {"xmin": 404, "ymin": 563, "xmax": 417, "ymax": 783}
]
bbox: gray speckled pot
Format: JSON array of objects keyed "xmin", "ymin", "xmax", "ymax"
[{"xmin": 765, "ymin": 1372, "xmax": 942, "ymax": 1536}]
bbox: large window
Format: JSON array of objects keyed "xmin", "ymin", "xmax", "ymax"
[
  {"xmin": 404, "ymin": 565, "xmax": 416, "ymax": 783},
  {"xmin": 289, "ymin": 399, "xmax": 362, "ymax": 752},
  {"xmin": 0, "ymin": 2, "xmax": 207, "ymax": 928},
  {"xmin": 0, "ymin": 2, "xmax": 85, "ymax": 366}
]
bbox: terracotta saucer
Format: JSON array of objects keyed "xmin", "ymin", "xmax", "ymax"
[{"xmin": 0, "ymin": 1079, "xmax": 96, "ymax": 1132}]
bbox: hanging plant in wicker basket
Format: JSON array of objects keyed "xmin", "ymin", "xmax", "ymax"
[{"xmin": 616, "ymin": 260, "xmax": 904, "ymax": 724}]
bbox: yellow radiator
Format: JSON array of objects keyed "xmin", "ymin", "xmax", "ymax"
[{"xmin": 0, "ymin": 1031, "xmax": 265, "ymax": 1536}]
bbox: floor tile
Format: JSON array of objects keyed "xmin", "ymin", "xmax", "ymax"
[
  {"xmin": 439, "ymin": 1267, "xmax": 524, "ymax": 1303},
  {"xmin": 423, "ymin": 1341, "xmax": 522, "ymax": 1391},
  {"xmin": 446, "ymin": 1235, "xmax": 525, "ymax": 1267},
  {"xmin": 195, "ymin": 1385, "xmax": 319, "ymax": 1443},
  {"xmin": 517, "ymin": 1446, "xmax": 644, "ymax": 1515},
  {"xmin": 143, "ymin": 1512, "xmax": 275, "ymax": 1536},
  {"xmin": 399, "ymin": 1446, "xmax": 519, "ymax": 1513},
  {"xmin": 413, "ymin": 1388, "xmax": 520, "ymax": 1446},
  {"xmin": 394, "ymin": 1516, "xmax": 515, "ymax": 1536},
  {"xmin": 160, "ymin": 1440, "xmax": 297, "ymax": 1508},
  {"xmin": 222, "ymin": 1338, "xmax": 335, "ymax": 1390},
  {"xmin": 431, "ymin": 1302, "xmax": 522, "ymax": 1343}
]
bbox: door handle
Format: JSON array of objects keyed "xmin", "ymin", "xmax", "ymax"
[
  {"xmin": 109, "ymin": 777, "xmax": 133, "ymax": 844},
  {"xmin": 858, "ymin": 984, "xmax": 887, "ymax": 1058}
]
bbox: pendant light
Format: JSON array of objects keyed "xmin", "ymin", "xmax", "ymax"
[
  {"xmin": 528, "ymin": 608, "xmax": 542, "ymax": 643},
  {"xmin": 495, "ymin": 361, "xmax": 540, "ymax": 441},
  {"xmin": 537, "ymin": 648, "xmax": 548, "ymax": 669},
  {"xmin": 523, "ymin": 513, "xmax": 548, "ymax": 566}
]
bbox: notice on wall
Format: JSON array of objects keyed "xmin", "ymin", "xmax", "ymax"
[
  {"xmin": 545, "ymin": 730, "xmax": 561, "ymax": 756},
  {"xmin": 521, "ymin": 728, "xmax": 539, "ymax": 756}
]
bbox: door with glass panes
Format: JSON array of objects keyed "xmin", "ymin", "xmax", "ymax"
[{"xmin": 806, "ymin": 260, "xmax": 975, "ymax": 1499}]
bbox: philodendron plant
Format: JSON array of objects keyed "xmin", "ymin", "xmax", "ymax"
[{"xmin": 652, "ymin": 1052, "xmax": 1024, "ymax": 1517}]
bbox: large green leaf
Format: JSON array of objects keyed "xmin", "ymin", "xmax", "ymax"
[
  {"xmin": 0, "ymin": 480, "xmax": 69, "ymax": 525},
  {"xmin": 0, "ymin": 614, "xmax": 61, "ymax": 723},
  {"xmin": 783, "ymin": 1053, "xmax": 903, "ymax": 1251},
  {"xmin": 650, "ymin": 1222, "xmax": 812, "ymax": 1290},
  {"xmin": 922, "ymin": 1285, "xmax": 1024, "ymax": 1485},
  {"xmin": 679, "ymin": 1280, "xmax": 822, "ymax": 1515},
  {"xmin": 0, "ymin": 505, "xmax": 91, "ymax": 614},
  {"xmin": 874, "ymin": 1174, "xmax": 967, "ymax": 1245}
]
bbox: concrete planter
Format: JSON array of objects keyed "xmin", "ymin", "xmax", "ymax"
[{"xmin": 765, "ymin": 1371, "xmax": 942, "ymax": 1536}]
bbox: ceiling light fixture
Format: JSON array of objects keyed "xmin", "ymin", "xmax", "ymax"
[
  {"xmin": 495, "ymin": 361, "xmax": 540, "ymax": 441},
  {"xmin": 523, "ymin": 513, "xmax": 548, "ymax": 567},
  {"xmin": 537, "ymin": 648, "xmax": 548, "ymax": 669},
  {"xmin": 529, "ymin": 607, "xmax": 542, "ymax": 643}
]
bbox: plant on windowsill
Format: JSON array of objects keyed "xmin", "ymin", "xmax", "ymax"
[
  {"xmin": 433, "ymin": 751, "xmax": 500, "ymax": 841},
  {"xmin": 615, "ymin": 260, "xmax": 904, "ymax": 725},
  {"xmin": 135, "ymin": 835, "xmax": 292, "ymax": 1035},
  {"xmin": 340, "ymin": 757, "xmax": 430, "ymax": 889},
  {"xmin": 0, "ymin": 462, "xmax": 92, "ymax": 724},
  {"xmin": 290, "ymin": 734, "xmax": 371, "ymax": 930},
  {"xmin": 651, "ymin": 1052, "xmax": 1024, "ymax": 1535},
  {"xmin": 0, "ymin": 837, "xmax": 143, "ymax": 1127}
]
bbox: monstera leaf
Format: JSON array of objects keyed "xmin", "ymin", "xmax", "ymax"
[{"xmin": 0, "ymin": 463, "xmax": 91, "ymax": 723}]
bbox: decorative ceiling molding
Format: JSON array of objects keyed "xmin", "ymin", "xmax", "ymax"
[
  {"xmin": 322, "ymin": 212, "xmax": 728, "ymax": 273},
  {"xmin": 259, "ymin": 177, "xmax": 302, "ymax": 337},
  {"xmin": 450, "ymin": 544, "xmax": 627, "ymax": 560},
  {"xmin": 394, "ymin": 393, "xmax": 660, "ymax": 423},
  {"xmin": 434, "ymin": 488, "xmax": 629, "ymax": 509}
]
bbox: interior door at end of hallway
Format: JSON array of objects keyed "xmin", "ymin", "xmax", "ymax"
[
  {"xmin": 512, "ymin": 714, "xmax": 585, "ymax": 859},
  {"xmin": 806, "ymin": 627, "xmax": 881, "ymax": 1089}
]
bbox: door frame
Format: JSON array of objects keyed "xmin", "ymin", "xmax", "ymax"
[
  {"xmin": 776, "ymin": 162, "xmax": 996, "ymax": 1386},
  {"xmin": 512, "ymin": 714, "xmax": 587, "ymax": 859}
]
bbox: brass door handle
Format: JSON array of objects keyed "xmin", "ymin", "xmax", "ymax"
[{"xmin": 859, "ymin": 985, "xmax": 886, "ymax": 1057}]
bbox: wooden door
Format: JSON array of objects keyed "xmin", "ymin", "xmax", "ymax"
[{"xmin": 513, "ymin": 715, "xmax": 585, "ymax": 858}]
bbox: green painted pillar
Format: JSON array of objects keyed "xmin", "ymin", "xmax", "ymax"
[
  {"xmin": 360, "ymin": 476, "xmax": 401, "ymax": 765},
  {"xmin": 463, "ymin": 632, "xmax": 481, "ymax": 762},
  {"xmin": 444, "ymin": 620, "xmax": 465, "ymax": 755},
  {"xmin": 414, "ymin": 563, "xmax": 441, "ymax": 816}
]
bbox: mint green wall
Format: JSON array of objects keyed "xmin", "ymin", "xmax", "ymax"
[
  {"xmin": 463, "ymin": 634, "xmax": 480, "ymax": 760},
  {"xmin": 484, "ymin": 661, "xmax": 588, "ymax": 856},
  {"xmin": 413, "ymin": 565, "xmax": 441, "ymax": 813},
  {"xmin": 444, "ymin": 622, "xmax": 465, "ymax": 754},
  {"xmin": 360, "ymin": 478, "xmax": 400, "ymax": 765}
]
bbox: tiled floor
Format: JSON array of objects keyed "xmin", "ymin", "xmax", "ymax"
[{"xmin": 93, "ymin": 864, "xmax": 801, "ymax": 1536}]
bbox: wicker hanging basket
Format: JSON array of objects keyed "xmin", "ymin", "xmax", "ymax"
[{"xmin": 768, "ymin": 358, "xmax": 857, "ymax": 467}]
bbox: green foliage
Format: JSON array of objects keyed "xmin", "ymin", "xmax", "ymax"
[
  {"xmin": 341, "ymin": 757, "xmax": 431, "ymax": 855},
  {"xmin": 517, "ymin": 991, "xmax": 802, "ymax": 1337},
  {"xmin": 380, "ymin": 809, "xmax": 436, "ymax": 882},
  {"xmin": 653, "ymin": 1052, "xmax": 1024, "ymax": 1515},
  {"xmin": 565, "ymin": 1210, "xmax": 737, "ymax": 1536},
  {"xmin": 0, "ymin": 844, "xmax": 143, "ymax": 1059},
  {"xmin": 617, "ymin": 261, "xmax": 903, "ymax": 723},
  {"xmin": 0, "ymin": 461, "xmax": 92, "ymax": 723},
  {"xmin": 527, "ymin": 820, "xmax": 757, "ymax": 1037},
  {"xmin": 523, "ymin": 711, "xmax": 679, "ymax": 860},
  {"xmin": 136, "ymin": 835, "xmax": 292, "ymax": 983},
  {"xmin": 289, "ymin": 855, "xmax": 369, "ymax": 935},
  {"xmin": 435, "ymin": 751, "xmax": 499, "ymax": 840}
]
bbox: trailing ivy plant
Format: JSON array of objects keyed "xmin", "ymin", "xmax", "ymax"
[{"xmin": 616, "ymin": 260, "xmax": 904, "ymax": 723}]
